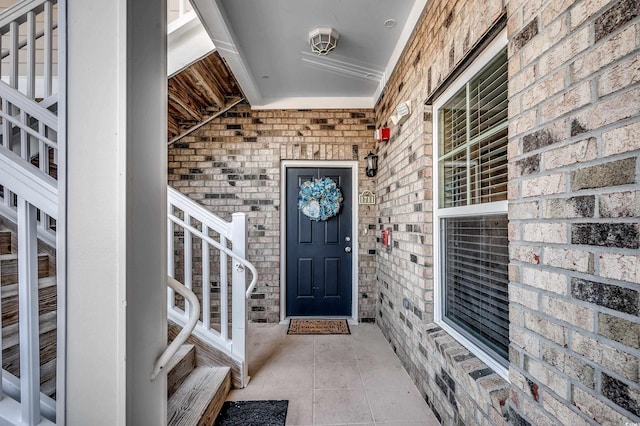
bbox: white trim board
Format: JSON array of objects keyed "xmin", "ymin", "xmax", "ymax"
[{"xmin": 280, "ymin": 160, "xmax": 359, "ymax": 324}]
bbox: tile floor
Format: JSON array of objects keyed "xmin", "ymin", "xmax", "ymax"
[{"xmin": 226, "ymin": 323, "xmax": 440, "ymax": 425}]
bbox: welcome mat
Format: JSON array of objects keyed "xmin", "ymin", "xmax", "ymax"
[
  {"xmin": 287, "ymin": 319, "xmax": 350, "ymax": 335},
  {"xmin": 215, "ymin": 400, "xmax": 288, "ymax": 426}
]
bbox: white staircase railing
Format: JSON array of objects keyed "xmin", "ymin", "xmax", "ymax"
[
  {"xmin": 166, "ymin": 186, "xmax": 257, "ymax": 387},
  {"xmin": 0, "ymin": 0, "xmax": 59, "ymax": 246},
  {"xmin": 0, "ymin": 159, "xmax": 57, "ymax": 425},
  {"xmin": 0, "ymin": 0, "xmax": 61, "ymax": 425}
]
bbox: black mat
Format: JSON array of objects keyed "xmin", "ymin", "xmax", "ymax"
[{"xmin": 215, "ymin": 400, "xmax": 288, "ymax": 426}]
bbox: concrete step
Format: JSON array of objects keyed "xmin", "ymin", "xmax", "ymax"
[
  {"xmin": 168, "ymin": 365, "xmax": 230, "ymax": 426},
  {"xmin": 167, "ymin": 344, "xmax": 196, "ymax": 398},
  {"xmin": 0, "ymin": 253, "xmax": 51, "ymax": 285}
]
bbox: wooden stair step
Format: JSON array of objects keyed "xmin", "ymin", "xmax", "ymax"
[
  {"xmin": 168, "ymin": 366, "xmax": 230, "ymax": 426},
  {"xmin": 2, "ymin": 310, "xmax": 57, "ymax": 384},
  {"xmin": 2, "ymin": 275, "xmax": 57, "ymax": 328},
  {"xmin": 0, "ymin": 253, "xmax": 51, "ymax": 285},
  {"xmin": 167, "ymin": 344, "xmax": 196, "ymax": 398},
  {"xmin": 0, "ymin": 231, "xmax": 11, "ymax": 255}
]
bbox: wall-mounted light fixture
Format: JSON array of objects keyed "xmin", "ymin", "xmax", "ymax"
[
  {"xmin": 390, "ymin": 100, "xmax": 411, "ymax": 126},
  {"xmin": 309, "ymin": 27, "xmax": 339, "ymax": 55},
  {"xmin": 365, "ymin": 151, "xmax": 379, "ymax": 177}
]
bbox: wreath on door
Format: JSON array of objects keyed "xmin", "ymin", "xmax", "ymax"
[{"xmin": 298, "ymin": 177, "xmax": 343, "ymax": 221}]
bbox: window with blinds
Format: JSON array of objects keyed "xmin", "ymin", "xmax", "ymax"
[
  {"xmin": 439, "ymin": 48, "xmax": 508, "ymax": 208},
  {"xmin": 435, "ymin": 46, "xmax": 509, "ymax": 367}
]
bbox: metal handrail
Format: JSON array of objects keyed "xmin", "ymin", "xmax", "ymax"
[
  {"xmin": 167, "ymin": 212, "xmax": 258, "ymax": 299},
  {"xmin": 150, "ymin": 276, "xmax": 200, "ymax": 381}
]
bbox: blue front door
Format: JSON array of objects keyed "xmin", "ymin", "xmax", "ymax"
[{"xmin": 286, "ymin": 167, "xmax": 352, "ymax": 316}]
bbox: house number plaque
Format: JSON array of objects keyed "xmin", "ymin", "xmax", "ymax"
[{"xmin": 359, "ymin": 190, "xmax": 376, "ymax": 205}]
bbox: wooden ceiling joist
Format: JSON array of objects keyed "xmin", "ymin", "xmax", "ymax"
[
  {"xmin": 167, "ymin": 51, "xmax": 244, "ymax": 141},
  {"xmin": 189, "ymin": 65, "xmax": 226, "ymax": 109}
]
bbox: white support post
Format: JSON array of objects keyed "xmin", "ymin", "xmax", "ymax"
[
  {"xmin": 202, "ymin": 225, "xmax": 210, "ymax": 330},
  {"xmin": 39, "ymin": 123, "xmax": 48, "ymax": 175},
  {"xmin": 219, "ymin": 236, "xmax": 228, "ymax": 340},
  {"xmin": 183, "ymin": 212, "xmax": 192, "ymax": 318},
  {"xmin": 17, "ymin": 197, "xmax": 41, "ymax": 425},
  {"xmin": 26, "ymin": 11, "xmax": 35, "ymax": 100},
  {"xmin": 20, "ymin": 110, "xmax": 27, "ymax": 160},
  {"xmin": 231, "ymin": 212, "xmax": 248, "ymax": 384},
  {"xmin": 44, "ymin": 1, "xmax": 53, "ymax": 98},
  {"xmin": 67, "ymin": 1, "xmax": 167, "ymax": 422},
  {"xmin": 167, "ymin": 202, "xmax": 175, "ymax": 308},
  {"xmin": 9, "ymin": 22, "xmax": 18, "ymax": 90}
]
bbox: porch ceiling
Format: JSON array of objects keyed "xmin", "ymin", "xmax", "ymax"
[
  {"xmin": 167, "ymin": 51, "xmax": 244, "ymax": 141},
  {"xmin": 191, "ymin": 0, "xmax": 428, "ymax": 109}
]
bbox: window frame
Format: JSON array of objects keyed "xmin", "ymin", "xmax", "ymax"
[{"xmin": 432, "ymin": 29, "xmax": 509, "ymax": 380}]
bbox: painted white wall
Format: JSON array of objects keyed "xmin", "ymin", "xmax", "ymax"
[
  {"xmin": 66, "ymin": 0, "xmax": 167, "ymax": 424},
  {"xmin": 167, "ymin": 12, "xmax": 215, "ymax": 77}
]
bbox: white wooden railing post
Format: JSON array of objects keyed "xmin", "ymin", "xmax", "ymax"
[
  {"xmin": 231, "ymin": 212, "xmax": 248, "ymax": 383},
  {"xmin": 219, "ymin": 235, "xmax": 228, "ymax": 340},
  {"xmin": 202, "ymin": 225, "xmax": 211, "ymax": 330},
  {"xmin": 167, "ymin": 200, "xmax": 175, "ymax": 309},
  {"xmin": 17, "ymin": 197, "xmax": 41, "ymax": 425}
]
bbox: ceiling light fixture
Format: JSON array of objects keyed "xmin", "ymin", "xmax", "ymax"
[
  {"xmin": 309, "ymin": 27, "xmax": 339, "ymax": 55},
  {"xmin": 384, "ymin": 19, "xmax": 397, "ymax": 28}
]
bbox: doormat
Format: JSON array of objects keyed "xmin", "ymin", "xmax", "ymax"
[
  {"xmin": 287, "ymin": 319, "xmax": 350, "ymax": 335},
  {"xmin": 215, "ymin": 400, "xmax": 288, "ymax": 426}
]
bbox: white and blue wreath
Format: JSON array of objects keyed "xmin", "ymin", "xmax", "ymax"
[{"xmin": 298, "ymin": 177, "xmax": 343, "ymax": 221}]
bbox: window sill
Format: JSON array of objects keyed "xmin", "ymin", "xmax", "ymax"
[{"xmin": 424, "ymin": 323, "xmax": 510, "ymax": 423}]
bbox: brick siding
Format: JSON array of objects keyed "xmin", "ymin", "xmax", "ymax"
[
  {"xmin": 507, "ymin": 0, "xmax": 640, "ymax": 424},
  {"xmin": 169, "ymin": 107, "xmax": 378, "ymax": 323},
  {"xmin": 168, "ymin": 0, "xmax": 640, "ymax": 423},
  {"xmin": 373, "ymin": 0, "xmax": 640, "ymax": 424}
]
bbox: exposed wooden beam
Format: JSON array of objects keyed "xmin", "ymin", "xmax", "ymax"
[
  {"xmin": 189, "ymin": 64, "xmax": 226, "ymax": 109},
  {"xmin": 166, "ymin": 51, "xmax": 244, "ymax": 142},
  {"xmin": 168, "ymin": 80, "xmax": 202, "ymax": 122}
]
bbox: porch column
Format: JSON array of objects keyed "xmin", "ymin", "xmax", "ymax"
[{"xmin": 66, "ymin": 1, "xmax": 167, "ymax": 424}]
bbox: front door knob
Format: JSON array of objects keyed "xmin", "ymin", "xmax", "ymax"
[{"xmin": 345, "ymin": 247, "xmax": 352, "ymax": 253}]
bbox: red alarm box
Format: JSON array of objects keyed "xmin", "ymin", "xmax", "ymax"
[
  {"xmin": 374, "ymin": 127, "xmax": 390, "ymax": 142},
  {"xmin": 381, "ymin": 229, "xmax": 392, "ymax": 246}
]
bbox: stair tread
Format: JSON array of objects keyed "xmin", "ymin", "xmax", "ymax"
[
  {"xmin": 1, "ymin": 253, "xmax": 51, "ymax": 285},
  {"xmin": 2, "ymin": 310, "xmax": 57, "ymax": 349},
  {"xmin": 168, "ymin": 366, "xmax": 230, "ymax": 426},
  {"xmin": 2, "ymin": 275, "xmax": 57, "ymax": 296},
  {"xmin": 0, "ymin": 231, "xmax": 11, "ymax": 255},
  {"xmin": 166, "ymin": 344, "xmax": 195, "ymax": 373},
  {"xmin": 167, "ymin": 344, "xmax": 196, "ymax": 398}
]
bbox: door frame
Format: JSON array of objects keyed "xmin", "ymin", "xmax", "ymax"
[{"xmin": 280, "ymin": 160, "xmax": 359, "ymax": 324}]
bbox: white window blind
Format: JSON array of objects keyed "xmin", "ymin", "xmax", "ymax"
[{"xmin": 436, "ymin": 47, "xmax": 509, "ymax": 367}]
